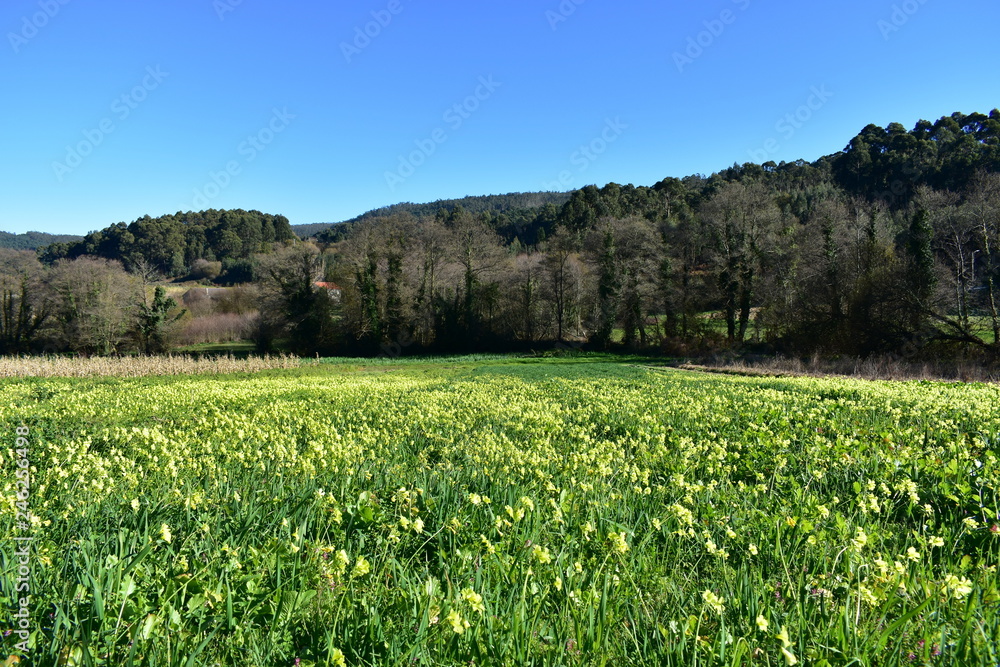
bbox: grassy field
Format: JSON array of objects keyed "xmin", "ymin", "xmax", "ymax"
[{"xmin": 1, "ymin": 356, "xmax": 998, "ymax": 665}]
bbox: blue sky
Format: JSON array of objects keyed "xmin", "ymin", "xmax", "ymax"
[{"xmin": 2, "ymin": 0, "xmax": 998, "ymax": 236}]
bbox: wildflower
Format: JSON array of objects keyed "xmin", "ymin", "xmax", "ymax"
[
  {"xmin": 748, "ymin": 544, "xmax": 758, "ymax": 556},
  {"xmin": 351, "ymin": 556, "xmax": 370, "ymax": 578},
  {"xmin": 130, "ymin": 498, "xmax": 140, "ymax": 511},
  {"xmin": 461, "ymin": 587, "xmax": 485, "ymax": 614},
  {"xmin": 469, "ymin": 493, "xmax": 482, "ymax": 505},
  {"xmin": 756, "ymin": 615, "xmax": 769, "ymax": 632},
  {"xmin": 609, "ymin": 531, "xmax": 630, "ymax": 555},
  {"xmin": 531, "ymin": 545, "xmax": 552, "ymax": 564},
  {"xmin": 446, "ymin": 608, "xmax": 470, "ymax": 634},
  {"xmin": 859, "ymin": 584, "xmax": 879, "ymax": 606},
  {"xmin": 905, "ymin": 546, "xmax": 920, "ymax": 562},
  {"xmin": 963, "ymin": 517, "xmax": 980, "ymax": 530},
  {"xmin": 412, "ymin": 518, "xmax": 424, "ymax": 534},
  {"xmin": 334, "ymin": 550, "xmax": 350, "ymax": 576},
  {"xmin": 331, "ymin": 648, "xmax": 346, "ymax": 667},
  {"xmin": 159, "ymin": 523, "xmax": 172, "ymax": 544},
  {"xmin": 851, "ymin": 528, "xmax": 868, "ymax": 553},
  {"xmin": 929, "ymin": 535, "xmax": 944, "ymax": 548},
  {"xmin": 776, "ymin": 626, "xmax": 798, "ymax": 665},
  {"xmin": 942, "ymin": 574, "xmax": 973, "ymax": 599},
  {"xmin": 817, "ymin": 504, "xmax": 829, "ymax": 519},
  {"xmin": 553, "ymin": 577, "xmax": 563, "ymax": 591},
  {"xmin": 725, "ymin": 528, "xmax": 737, "ymax": 539},
  {"xmin": 701, "ymin": 590, "xmax": 724, "ymax": 615}
]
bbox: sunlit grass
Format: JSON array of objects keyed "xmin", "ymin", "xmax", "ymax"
[{"xmin": 1, "ymin": 358, "xmax": 998, "ymax": 665}]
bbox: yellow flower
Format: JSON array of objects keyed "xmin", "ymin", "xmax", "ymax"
[
  {"xmin": 701, "ymin": 590, "xmax": 724, "ymax": 615},
  {"xmin": 943, "ymin": 574, "xmax": 973, "ymax": 599},
  {"xmin": 905, "ymin": 546, "xmax": 920, "ymax": 561},
  {"xmin": 331, "ymin": 648, "xmax": 346, "ymax": 667},
  {"xmin": 929, "ymin": 536, "xmax": 944, "ymax": 548},
  {"xmin": 469, "ymin": 493, "xmax": 482, "ymax": 505},
  {"xmin": 531, "ymin": 545, "xmax": 552, "ymax": 564},
  {"xmin": 756, "ymin": 615, "xmax": 769, "ymax": 632},
  {"xmin": 851, "ymin": 528, "xmax": 868, "ymax": 552},
  {"xmin": 748, "ymin": 544, "xmax": 758, "ymax": 556},
  {"xmin": 447, "ymin": 608, "xmax": 470, "ymax": 634},
  {"xmin": 781, "ymin": 646, "xmax": 799, "ymax": 666},
  {"xmin": 130, "ymin": 498, "xmax": 140, "ymax": 511},
  {"xmin": 461, "ymin": 587, "xmax": 485, "ymax": 614},
  {"xmin": 609, "ymin": 531, "xmax": 630, "ymax": 555},
  {"xmin": 352, "ymin": 556, "xmax": 371, "ymax": 578},
  {"xmin": 159, "ymin": 523, "xmax": 172, "ymax": 544}
]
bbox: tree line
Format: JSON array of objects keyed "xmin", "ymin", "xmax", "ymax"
[{"xmin": 5, "ymin": 110, "xmax": 1000, "ymax": 359}]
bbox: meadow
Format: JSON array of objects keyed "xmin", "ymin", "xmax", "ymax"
[{"xmin": 1, "ymin": 356, "xmax": 998, "ymax": 666}]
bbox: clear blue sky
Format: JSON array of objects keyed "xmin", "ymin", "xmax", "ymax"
[{"xmin": 2, "ymin": 0, "xmax": 997, "ymax": 236}]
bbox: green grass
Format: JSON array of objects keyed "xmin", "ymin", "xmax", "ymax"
[{"xmin": 1, "ymin": 357, "xmax": 998, "ymax": 665}]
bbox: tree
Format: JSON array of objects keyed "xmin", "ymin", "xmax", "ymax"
[
  {"xmin": 0, "ymin": 250, "xmax": 49, "ymax": 354},
  {"xmin": 256, "ymin": 243, "xmax": 336, "ymax": 354},
  {"xmin": 543, "ymin": 227, "xmax": 583, "ymax": 342},
  {"xmin": 46, "ymin": 258, "xmax": 141, "ymax": 354},
  {"xmin": 137, "ymin": 286, "xmax": 185, "ymax": 353},
  {"xmin": 700, "ymin": 181, "xmax": 781, "ymax": 345}
]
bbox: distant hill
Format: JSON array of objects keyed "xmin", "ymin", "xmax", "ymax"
[
  {"xmin": 0, "ymin": 231, "xmax": 83, "ymax": 251},
  {"xmin": 292, "ymin": 191, "xmax": 573, "ymax": 239}
]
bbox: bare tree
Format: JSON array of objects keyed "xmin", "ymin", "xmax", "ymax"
[{"xmin": 46, "ymin": 258, "xmax": 141, "ymax": 354}]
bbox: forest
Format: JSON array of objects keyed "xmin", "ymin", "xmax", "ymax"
[{"xmin": 3, "ymin": 110, "xmax": 1000, "ymax": 360}]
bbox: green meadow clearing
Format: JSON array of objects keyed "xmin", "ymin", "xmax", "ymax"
[{"xmin": 1, "ymin": 356, "xmax": 998, "ymax": 666}]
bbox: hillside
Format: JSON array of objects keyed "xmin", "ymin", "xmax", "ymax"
[
  {"xmin": 0, "ymin": 230, "xmax": 82, "ymax": 251},
  {"xmin": 293, "ymin": 191, "xmax": 572, "ymax": 239}
]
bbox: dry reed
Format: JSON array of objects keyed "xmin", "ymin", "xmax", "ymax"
[{"xmin": 0, "ymin": 354, "xmax": 303, "ymax": 378}]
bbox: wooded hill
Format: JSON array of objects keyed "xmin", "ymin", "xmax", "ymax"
[{"xmin": 5, "ymin": 110, "xmax": 1000, "ymax": 359}]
